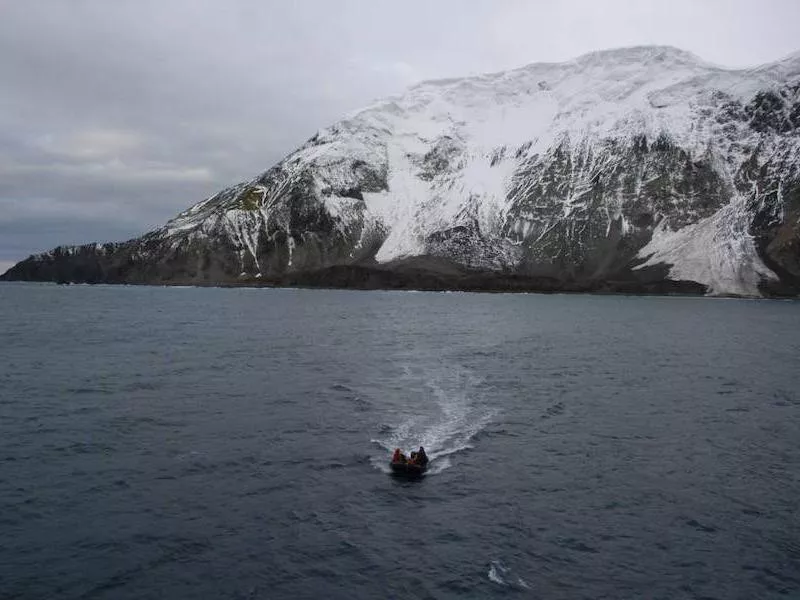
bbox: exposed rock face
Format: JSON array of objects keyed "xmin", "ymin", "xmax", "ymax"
[{"xmin": 4, "ymin": 46, "xmax": 800, "ymax": 296}]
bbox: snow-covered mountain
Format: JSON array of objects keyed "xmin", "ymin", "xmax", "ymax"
[{"xmin": 5, "ymin": 46, "xmax": 800, "ymax": 296}]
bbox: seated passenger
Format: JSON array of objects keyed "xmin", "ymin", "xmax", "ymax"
[
  {"xmin": 409, "ymin": 451, "xmax": 418, "ymax": 465},
  {"xmin": 392, "ymin": 448, "xmax": 406, "ymax": 463},
  {"xmin": 417, "ymin": 446, "xmax": 428, "ymax": 466}
]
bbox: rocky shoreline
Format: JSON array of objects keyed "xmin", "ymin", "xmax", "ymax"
[{"xmin": 5, "ymin": 255, "xmax": 774, "ymax": 297}]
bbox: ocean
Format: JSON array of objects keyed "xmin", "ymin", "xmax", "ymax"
[{"xmin": 1, "ymin": 282, "xmax": 799, "ymax": 599}]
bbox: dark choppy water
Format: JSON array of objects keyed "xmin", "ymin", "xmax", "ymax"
[{"xmin": 1, "ymin": 283, "xmax": 799, "ymax": 599}]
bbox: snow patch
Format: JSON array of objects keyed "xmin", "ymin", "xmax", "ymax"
[{"xmin": 636, "ymin": 195, "xmax": 778, "ymax": 297}]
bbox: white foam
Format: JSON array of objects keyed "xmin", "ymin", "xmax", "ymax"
[
  {"xmin": 488, "ymin": 560, "xmax": 531, "ymax": 590},
  {"xmin": 487, "ymin": 562, "xmax": 505, "ymax": 586}
]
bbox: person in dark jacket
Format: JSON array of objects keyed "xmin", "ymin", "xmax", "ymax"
[{"xmin": 416, "ymin": 446, "xmax": 428, "ymax": 466}]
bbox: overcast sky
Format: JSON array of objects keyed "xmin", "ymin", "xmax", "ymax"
[{"xmin": 1, "ymin": 0, "xmax": 799, "ymax": 272}]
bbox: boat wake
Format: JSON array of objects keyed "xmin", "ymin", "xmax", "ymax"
[{"xmin": 370, "ymin": 360, "xmax": 496, "ymax": 475}]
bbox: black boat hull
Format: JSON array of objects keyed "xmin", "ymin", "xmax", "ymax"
[{"xmin": 389, "ymin": 461, "xmax": 427, "ymax": 476}]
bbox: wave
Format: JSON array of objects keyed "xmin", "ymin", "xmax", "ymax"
[
  {"xmin": 488, "ymin": 560, "xmax": 530, "ymax": 590},
  {"xmin": 370, "ymin": 360, "xmax": 496, "ymax": 474}
]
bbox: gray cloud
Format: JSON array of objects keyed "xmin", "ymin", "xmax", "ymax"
[{"xmin": 2, "ymin": 0, "xmax": 799, "ymax": 267}]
